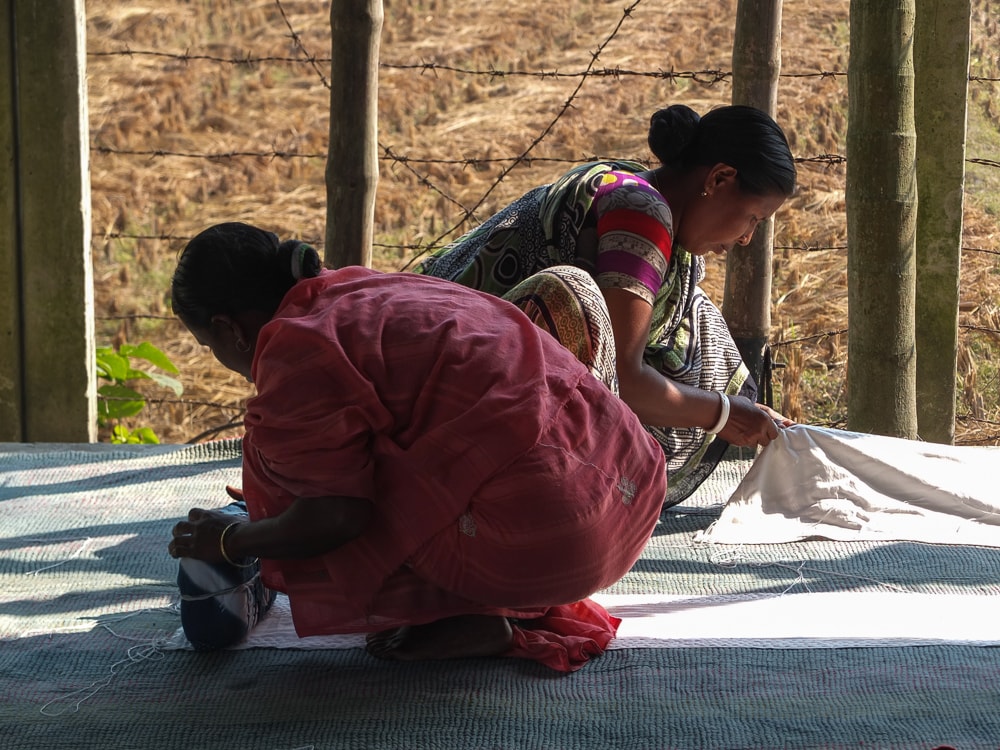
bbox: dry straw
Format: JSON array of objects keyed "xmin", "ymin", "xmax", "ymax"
[{"xmin": 87, "ymin": 0, "xmax": 1000, "ymax": 445}]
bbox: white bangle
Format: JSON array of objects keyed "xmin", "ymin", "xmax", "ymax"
[{"xmin": 708, "ymin": 393, "xmax": 731, "ymax": 435}]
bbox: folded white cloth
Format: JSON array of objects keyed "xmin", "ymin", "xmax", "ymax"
[{"xmin": 698, "ymin": 424, "xmax": 1000, "ymax": 546}]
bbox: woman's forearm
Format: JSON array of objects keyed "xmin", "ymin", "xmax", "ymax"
[
  {"xmin": 617, "ymin": 361, "xmax": 781, "ymax": 448},
  {"xmin": 618, "ymin": 363, "xmax": 721, "ymax": 429},
  {"xmin": 601, "ymin": 287, "xmax": 778, "ymax": 446},
  {"xmin": 224, "ymin": 495, "xmax": 373, "ymax": 560},
  {"xmin": 602, "ymin": 288, "xmax": 720, "ymax": 429}
]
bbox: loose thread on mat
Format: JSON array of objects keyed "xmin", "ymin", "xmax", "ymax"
[
  {"xmin": 22, "ymin": 537, "xmax": 94, "ymax": 575},
  {"xmin": 39, "ymin": 607, "xmax": 177, "ymax": 717},
  {"xmin": 703, "ymin": 542, "xmax": 910, "ymax": 594},
  {"xmin": 39, "ymin": 640, "xmax": 166, "ymax": 716}
]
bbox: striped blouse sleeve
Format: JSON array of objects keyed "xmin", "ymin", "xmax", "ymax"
[{"xmin": 591, "ymin": 172, "xmax": 673, "ymax": 306}]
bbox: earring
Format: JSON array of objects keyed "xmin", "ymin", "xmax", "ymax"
[
  {"xmin": 700, "ymin": 191, "xmax": 708, "ymax": 197},
  {"xmin": 235, "ymin": 339, "xmax": 251, "ymax": 353}
]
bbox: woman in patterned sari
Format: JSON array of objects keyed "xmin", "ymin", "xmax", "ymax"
[{"xmin": 415, "ymin": 104, "xmax": 797, "ymax": 504}]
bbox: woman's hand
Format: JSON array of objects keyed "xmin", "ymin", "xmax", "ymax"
[
  {"xmin": 718, "ymin": 395, "xmax": 788, "ymax": 448},
  {"xmin": 756, "ymin": 402, "xmax": 795, "ymax": 428},
  {"xmin": 168, "ymin": 507, "xmax": 242, "ymax": 563},
  {"xmin": 169, "ymin": 495, "xmax": 374, "ymax": 563}
]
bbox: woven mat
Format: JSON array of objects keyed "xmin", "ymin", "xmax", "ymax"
[{"xmin": 3, "ymin": 441, "xmax": 1000, "ymax": 749}]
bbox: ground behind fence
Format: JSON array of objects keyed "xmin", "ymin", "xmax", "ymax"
[{"xmin": 85, "ymin": 0, "xmax": 1000, "ymax": 445}]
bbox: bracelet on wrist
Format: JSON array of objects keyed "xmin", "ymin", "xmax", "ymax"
[
  {"xmin": 707, "ymin": 392, "xmax": 731, "ymax": 435},
  {"xmin": 219, "ymin": 521, "xmax": 259, "ymax": 568}
]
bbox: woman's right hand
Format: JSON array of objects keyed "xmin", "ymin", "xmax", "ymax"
[
  {"xmin": 168, "ymin": 507, "xmax": 239, "ymax": 563},
  {"xmin": 717, "ymin": 394, "xmax": 784, "ymax": 449}
]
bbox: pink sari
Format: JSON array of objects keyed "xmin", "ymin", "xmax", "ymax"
[{"xmin": 241, "ymin": 268, "xmax": 666, "ymax": 671}]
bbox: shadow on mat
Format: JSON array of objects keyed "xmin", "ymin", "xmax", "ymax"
[{"xmin": 0, "ymin": 458, "xmax": 240, "ymax": 503}]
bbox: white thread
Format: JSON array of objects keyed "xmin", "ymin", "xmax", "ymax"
[
  {"xmin": 535, "ymin": 441, "xmax": 619, "ymax": 484},
  {"xmin": 39, "ymin": 638, "xmax": 168, "ymax": 716},
  {"xmin": 177, "ymin": 573, "xmax": 261, "ymax": 602},
  {"xmin": 24, "ymin": 537, "xmax": 93, "ymax": 575},
  {"xmin": 700, "ymin": 542, "xmax": 910, "ymax": 594},
  {"xmin": 38, "ymin": 608, "xmax": 175, "ymax": 717},
  {"xmin": 707, "ymin": 393, "xmax": 730, "ymax": 435}
]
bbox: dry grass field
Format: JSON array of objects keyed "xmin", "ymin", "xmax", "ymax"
[{"xmin": 85, "ymin": 0, "xmax": 1000, "ymax": 445}]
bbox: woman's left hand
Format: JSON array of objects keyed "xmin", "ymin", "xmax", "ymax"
[
  {"xmin": 168, "ymin": 507, "xmax": 242, "ymax": 563},
  {"xmin": 719, "ymin": 395, "xmax": 791, "ymax": 448},
  {"xmin": 756, "ymin": 402, "xmax": 795, "ymax": 429}
]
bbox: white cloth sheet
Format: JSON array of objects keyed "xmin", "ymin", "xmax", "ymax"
[
  {"xmin": 166, "ymin": 590, "xmax": 1000, "ymax": 651},
  {"xmin": 697, "ymin": 424, "xmax": 1000, "ymax": 547}
]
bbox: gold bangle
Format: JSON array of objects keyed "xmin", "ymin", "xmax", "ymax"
[{"xmin": 219, "ymin": 522, "xmax": 258, "ymax": 568}]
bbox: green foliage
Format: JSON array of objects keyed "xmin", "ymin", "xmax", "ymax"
[{"xmin": 96, "ymin": 342, "xmax": 183, "ymax": 444}]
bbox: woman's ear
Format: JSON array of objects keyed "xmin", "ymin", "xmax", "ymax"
[
  {"xmin": 209, "ymin": 314, "xmax": 247, "ymax": 350},
  {"xmin": 704, "ymin": 163, "xmax": 739, "ymax": 195}
]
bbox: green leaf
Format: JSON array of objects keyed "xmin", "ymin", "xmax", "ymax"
[
  {"xmin": 98, "ymin": 383, "xmax": 145, "ymax": 419},
  {"xmin": 147, "ymin": 371, "xmax": 184, "ymax": 396},
  {"xmin": 131, "ymin": 427, "xmax": 161, "ymax": 444},
  {"xmin": 110, "ymin": 425, "xmax": 131, "ymax": 444},
  {"xmin": 123, "ymin": 368, "xmax": 152, "ymax": 381},
  {"xmin": 96, "ymin": 349, "xmax": 130, "ymax": 382},
  {"xmin": 121, "ymin": 342, "xmax": 179, "ymax": 374},
  {"xmin": 94, "ymin": 340, "xmax": 182, "ymax": 443}
]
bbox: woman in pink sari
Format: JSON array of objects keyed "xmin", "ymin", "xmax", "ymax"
[{"xmin": 168, "ymin": 222, "xmax": 666, "ymax": 671}]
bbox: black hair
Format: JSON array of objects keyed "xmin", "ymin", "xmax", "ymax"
[
  {"xmin": 647, "ymin": 104, "xmax": 796, "ymax": 197},
  {"xmin": 171, "ymin": 222, "xmax": 322, "ymax": 328}
]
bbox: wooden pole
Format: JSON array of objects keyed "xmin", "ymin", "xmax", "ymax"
[
  {"xmin": 325, "ymin": 0, "xmax": 383, "ymax": 269},
  {"xmin": 0, "ymin": 0, "xmax": 95, "ymax": 442},
  {"xmin": 846, "ymin": 0, "xmax": 918, "ymax": 437},
  {"xmin": 913, "ymin": 0, "xmax": 971, "ymax": 444},
  {"xmin": 0, "ymin": 0, "xmax": 23, "ymax": 439},
  {"xmin": 724, "ymin": 0, "xmax": 783, "ymax": 400}
]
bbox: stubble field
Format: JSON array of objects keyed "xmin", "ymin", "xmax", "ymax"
[{"xmin": 85, "ymin": 0, "xmax": 1000, "ymax": 445}]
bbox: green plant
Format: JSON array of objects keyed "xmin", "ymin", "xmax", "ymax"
[{"xmin": 96, "ymin": 342, "xmax": 183, "ymax": 444}]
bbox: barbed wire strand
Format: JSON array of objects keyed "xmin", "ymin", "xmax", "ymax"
[{"xmin": 86, "ymin": 46, "xmax": 1000, "ymax": 86}]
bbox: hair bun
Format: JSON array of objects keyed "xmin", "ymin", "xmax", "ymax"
[
  {"xmin": 647, "ymin": 104, "xmax": 701, "ymax": 166},
  {"xmin": 281, "ymin": 240, "xmax": 322, "ymax": 280}
]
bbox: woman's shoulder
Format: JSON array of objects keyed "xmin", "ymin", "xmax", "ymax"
[
  {"xmin": 557, "ymin": 160, "xmax": 647, "ymax": 184},
  {"xmin": 545, "ymin": 160, "xmax": 654, "ymax": 206}
]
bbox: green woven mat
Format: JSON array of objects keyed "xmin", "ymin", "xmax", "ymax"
[{"xmin": 3, "ymin": 442, "xmax": 1000, "ymax": 749}]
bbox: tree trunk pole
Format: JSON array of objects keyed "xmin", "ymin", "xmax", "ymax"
[
  {"xmin": 724, "ymin": 0, "xmax": 783, "ymax": 401},
  {"xmin": 326, "ymin": 0, "xmax": 383, "ymax": 268},
  {"xmin": 913, "ymin": 0, "xmax": 971, "ymax": 444},
  {"xmin": 846, "ymin": 0, "xmax": 919, "ymax": 437}
]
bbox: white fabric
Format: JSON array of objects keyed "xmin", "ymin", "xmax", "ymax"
[
  {"xmin": 697, "ymin": 424, "xmax": 1000, "ymax": 547},
  {"xmin": 166, "ymin": 590, "xmax": 1000, "ymax": 650}
]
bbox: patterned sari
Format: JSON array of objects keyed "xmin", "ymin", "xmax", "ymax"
[{"xmin": 416, "ymin": 161, "xmax": 754, "ymax": 504}]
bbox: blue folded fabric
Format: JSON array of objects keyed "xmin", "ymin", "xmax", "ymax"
[{"xmin": 176, "ymin": 501, "xmax": 277, "ymax": 651}]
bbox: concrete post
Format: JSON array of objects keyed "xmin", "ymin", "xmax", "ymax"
[{"xmin": 0, "ymin": 0, "xmax": 95, "ymax": 442}]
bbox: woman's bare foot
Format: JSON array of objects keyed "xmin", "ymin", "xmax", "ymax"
[{"xmin": 365, "ymin": 615, "xmax": 513, "ymax": 662}]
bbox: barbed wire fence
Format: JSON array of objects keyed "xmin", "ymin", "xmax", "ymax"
[{"xmin": 89, "ymin": 0, "xmax": 1000, "ymax": 443}]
